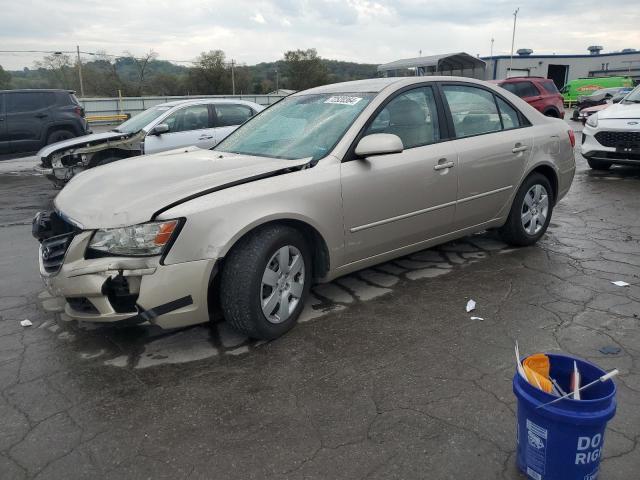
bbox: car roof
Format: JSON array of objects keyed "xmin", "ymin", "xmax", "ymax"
[
  {"xmin": 156, "ymin": 98, "xmax": 261, "ymax": 108},
  {"xmin": 295, "ymin": 76, "xmax": 494, "ymax": 95},
  {"xmin": 496, "ymin": 76, "xmax": 548, "ymax": 82}
]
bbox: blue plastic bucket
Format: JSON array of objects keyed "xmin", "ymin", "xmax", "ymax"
[{"xmin": 513, "ymin": 353, "xmax": 616, "ymax": 480}]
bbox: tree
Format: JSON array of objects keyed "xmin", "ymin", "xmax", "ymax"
[
  {"xmin": 0, "ymin": 65, "xmax": 11, "ymax": 89},
  {"xmin": 186, "ymin": 50, "xmax": 230, "ymax": 94},
  {"xmin": 283, "ymin": 49, "xmax": 329, "ymax": 90},
  {"xmin": 124, "ymin": 50, "xmax": 158, "ymax": 95},
  {"xmin": 34, "ymin": 53, "xmax": 74, "ymax": 89}
]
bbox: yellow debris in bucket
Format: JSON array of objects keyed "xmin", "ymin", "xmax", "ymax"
[{"xmin": 523, "ymin": 354, "xmax": 553, "ymax": 393}]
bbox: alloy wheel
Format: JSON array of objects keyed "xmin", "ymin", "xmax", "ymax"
[
  {"xmin": 260, "ymin": 245, "xmax": 305, "ymax": 324},
  {"xmin": 521, "ymin": 184, "xmax": 549, "ymax": 235}
]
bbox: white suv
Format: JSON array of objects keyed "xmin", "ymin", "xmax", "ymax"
[{"xmin": 582, "ymin": 85, "xmax": 640, "ymax": 170}]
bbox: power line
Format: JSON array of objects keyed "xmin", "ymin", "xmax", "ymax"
[{"xmin": 0, "ymin": 49, "xmax": 196, "ymax": 64}]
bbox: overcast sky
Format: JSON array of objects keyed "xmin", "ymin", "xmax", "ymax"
[{"xmin": 1, "ymin": 0, "xmax": 639, "ymax": 70}]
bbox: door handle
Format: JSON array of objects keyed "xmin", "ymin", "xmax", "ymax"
[
  {"xmin": 35, "ymin": 113, "xmax": 48, "ymax": 119},
  {"xmin": 434, "ymin": 159, "xmax": 455, "ymax": 171},
  {"xmin": 198, "ymin": 135, "xmax": 214, "ymax": 140},
  {"xmin": 512, "ymin": 145, "xmax": 529, "ymax": 153}
]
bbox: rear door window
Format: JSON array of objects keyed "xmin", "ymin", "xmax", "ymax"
[
  {"xmin": 495, "ymin": 97, "xmax": 522, "ymax": 130},
  {"xmin": 214, "ymin": 104, "xmax": 254, "ymax": 127},
  {"xmin": 519, "ymin": 82, "xmax": 540, "ymax": 97},
  {"xmin": 442, "ymin": 85, "xmax": 502, "ymax": 138},
  {"xmin": 7, "ymin": 92, "xmax": 55, "ymax": 113},
  {"xmin": 501, "ymin": 82, "xmax": 539, "ymax": 98},
  {"xmin": 541, "ymin": 80, "xmax": 559, "ymax": 94}
]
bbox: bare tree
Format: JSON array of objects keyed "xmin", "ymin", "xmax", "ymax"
[
  {"xmin": 34, "ymin": 53, "xmax": 74, "ymax": 89},
  {"xmin": 125, "ymin": 50, "xmax": 158, "ymax": 95}
]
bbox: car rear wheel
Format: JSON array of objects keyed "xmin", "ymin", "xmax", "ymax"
[
  {"xmin": 220, "ymin": 225, "xmax": 311, "ymax": 340},
  {"xmin": 46, "ymin": 129, "xmax": 74, "ymax": 145},
  {"xmin": 544, "ymin": 109, "xmax": 559, "ymax": 118},
  {"xmin": 587, "ymin": 158, "xmax": 612, "ymax": 171},
  {"xmin": 499, "ymin": 173, "xmax": 554, "ymax": 246}
]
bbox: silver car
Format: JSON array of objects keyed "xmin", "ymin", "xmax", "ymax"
[
  {"xmin": 33, "ymin": 77, "xmax": 576, "ymax": 339},
  {"xmin": 35, "ymin": 99, "xmax": 264, "ymax": 187}
]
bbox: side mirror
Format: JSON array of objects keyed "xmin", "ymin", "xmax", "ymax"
[
  {"xmin": 355, "ymin": 133, "xmax": 403, "ymax": 158},
  {"xmin": 149, "ymin": 123, "xmax": 170, "ymax": 136}
]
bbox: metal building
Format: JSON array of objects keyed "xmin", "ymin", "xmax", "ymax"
[
  {"xmin": 483, "ymin": 48, "xmax": 640, "ymax": 88},
  {"xmin": 377, "ymin": 52, "xmax": 486, "ymax": 80}
]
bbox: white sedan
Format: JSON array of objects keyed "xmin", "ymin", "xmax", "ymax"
[{"xmin": 35, "ymin": 99, "xmax": 264, "ymax": 186}]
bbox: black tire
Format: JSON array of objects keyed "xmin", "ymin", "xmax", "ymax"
[
  {"xmin": 46, "ymin": 129, "xmax": 74, "ymax": 145},
  {"xmin": 220, "ymin": 225, "xmax": 312, "ymax": 340},
  {"xmin": 587, "ymin": 158, "xmax": 612, "ymax": 171},
  {"xmin": 499, "ymin": 173, "xmax": 554, "ymax": 247},
  {"xmin": 544, "ymin": 109, "xmax": 559, "ymax": 118}
]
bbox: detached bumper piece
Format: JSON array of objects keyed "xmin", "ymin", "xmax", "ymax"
[{"xmin": 123, "ymin": 295, "xmax": 193, "ymax": 324}]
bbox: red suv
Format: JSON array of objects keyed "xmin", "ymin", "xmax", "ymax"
[{"xmin": 492, "ymin": 77, "xmax": 565, "ymax": 119}]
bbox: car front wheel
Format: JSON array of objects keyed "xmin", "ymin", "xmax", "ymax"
[
  {"xmin": 499, "ymin": 173, "xmax": 554, "ymax": 246},
  {"xmin": 220, "ymin": 225, "xmax": 311, "ymax": 340}
]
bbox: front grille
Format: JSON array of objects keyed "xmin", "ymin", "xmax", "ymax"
[
  {"xmin": 41, "ymin": 232, "xmax": 74, "ymax": 274},
  {"xmin": 595, "ymin": 131, "xmax": 640, "ymax": 148}
]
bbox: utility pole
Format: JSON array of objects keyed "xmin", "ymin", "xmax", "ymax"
[
  {"xmin": 76, "ymin": 45, "xmax": 84, "ymax": 97},
  {"xmin": 509, "ymin": 8, "xmax": 519, "ymax": 76},
  {"xmin": 230, "ymin": 59, "xmax": 235, "ymax": 95},
  {"xmin": 490, "ymin": 38, "xmax": 494, "ymax": 58},
  {"xmin": 275, "ymin": 68, "xmax": 279, "ymax": 91}
]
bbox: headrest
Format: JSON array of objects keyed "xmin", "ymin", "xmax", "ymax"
[{"xmin": 387, "ymin": 99, "xmax": 425, "ymax": 126}]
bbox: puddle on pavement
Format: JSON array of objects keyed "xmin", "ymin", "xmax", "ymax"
[{"xmin": 36, "ymin": 233, "xmax": 515, "ymax": 369}]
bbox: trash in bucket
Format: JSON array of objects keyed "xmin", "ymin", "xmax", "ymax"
[{"xmin": 513, "ymin": 349, "xmax": 617, "ymax": 480}]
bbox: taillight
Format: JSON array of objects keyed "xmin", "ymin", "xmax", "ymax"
[
  {"xmin": 73, "ymin": 106, "xmax": 85, "ymax": 118},
  {"xmin": 568, "ymin": 130, "xmax": 575, "ymax": 148}
]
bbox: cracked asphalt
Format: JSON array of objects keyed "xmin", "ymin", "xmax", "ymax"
[{"xmin": 1, "ymin": 127, "xmax": 639, "ymax": 479}]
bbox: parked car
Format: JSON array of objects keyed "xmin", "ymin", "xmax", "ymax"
[
  {"xmin": 581, "ymin": 85, "xmax": 640, "ymax": 170},
  {"xmin": 492, "ymin": 77, "xmax": 565, "ymax": 118},
  {"xmin": 571, "ymin": 87, "xmax": 634, "ymax": 120},
  {"xmin": 32, "ymin": 77, "xmax": 575, "ymax": 340},
  {"xmin": 35, "ymin": 99, "xmax": 264, "ymax": 187},
  {"xmin": 0, "ymin": 89, "xmax": 89, "ymax": 154},
  {"xmin": 575, "ymin": 91, "xmax": 630, "ymax": 123},
  {"xmin": 560, "ymin": 76, "xmax": 634, "ymax": 104}
]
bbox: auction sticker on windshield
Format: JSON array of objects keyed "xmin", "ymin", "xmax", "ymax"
[{"xmin": 324, "ymin": 96, "xmax": 363, "ymax": 106}]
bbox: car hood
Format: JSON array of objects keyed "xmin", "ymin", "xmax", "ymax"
[
  {"xmin": 54, "ymin": 148, "xmax": 311, "ymax": 229},
  {"xmin": 37, "ymin": 131, "xmax": 133, "ymax": 157},
  {"xmin": 597, "ymin": 102, "xmax": 640, "ymax": 120}
]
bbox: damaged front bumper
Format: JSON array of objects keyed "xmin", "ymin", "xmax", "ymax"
[{"xmin": 38, "ymin": 228, "xmax": 216, "ymax": 329}]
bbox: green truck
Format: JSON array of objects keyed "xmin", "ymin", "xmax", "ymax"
[{"xmin": 560, "ymin": 76, "xmax": 635, "ymax": 104}]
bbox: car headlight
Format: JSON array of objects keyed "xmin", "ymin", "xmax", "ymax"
[
  {"xmin": 586, "ymin": 113, "xmax": 598, "ymax": 128},
  {"xmin": 88, "ymin": 219, "xmax": 182, "ymax": 256}
]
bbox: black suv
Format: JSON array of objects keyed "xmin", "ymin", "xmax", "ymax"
[{"xmin": 0, "ymin": 89, "xmax": 89, "ymax": 154}]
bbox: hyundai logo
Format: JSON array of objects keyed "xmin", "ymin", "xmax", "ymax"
[{"xmin": 628, "ymin": 121, "xmax": 639, "ymax": 125}]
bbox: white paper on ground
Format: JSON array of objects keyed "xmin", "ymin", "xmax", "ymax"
[
  {"xmin": 20, "ymin": 319, "xmax": 33, "ymax": 327},
  {"xmin": 470, "ymin": 316, "xmax": 484, "ymax": 321},
  {"xmin": 466, "ymin": 299, "xmax": 476, "ymax": 312},
  {"xmin": 611, "ymin": 280, "xmax": 630, "ymax": 287}
]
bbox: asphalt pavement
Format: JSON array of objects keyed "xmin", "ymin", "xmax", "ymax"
[{"xmin": 1, "ymin": 125, "xmax": 639, "ymax": 479}]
